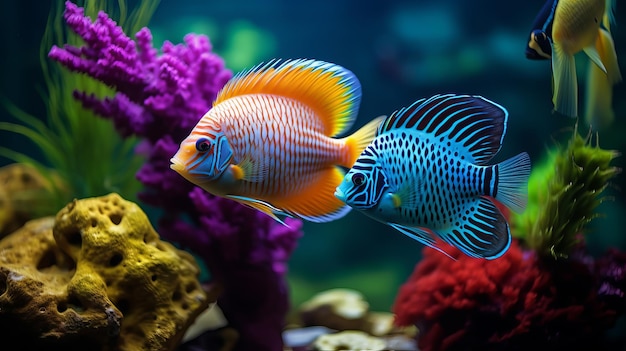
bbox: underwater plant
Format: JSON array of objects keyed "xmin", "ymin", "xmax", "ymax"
[
  {"xmin": 48, "ymin": 2, "xmax": 304, "ymax": 350},
  {"xmin": 0, "ymin": 0, "xmax": 158, "ymax": 216},
  {"xmin": 512, "ymin": 127, "xmax": 620, "ymax": 259}
]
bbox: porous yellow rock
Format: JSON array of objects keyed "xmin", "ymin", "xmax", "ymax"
[
  {"xmin": 0, "ymin": 193, "xmax": 212, "ymax": 351},
  {"xmin": 0, "ymin": 163, "xmax": 51, "ymax": 237}
]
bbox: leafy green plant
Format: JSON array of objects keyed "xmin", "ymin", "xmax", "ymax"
[
  {"xmin": 0, "ymin": 0, "xmax": 159, "ymax": 216},
  {"xmin": 512, "ymin": 125, "xmax": 621, "ymax": 259}
]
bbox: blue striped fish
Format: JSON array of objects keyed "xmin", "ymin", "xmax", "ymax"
[{"xmin": 334, "ymin": 94, "xmax": 531, "ymax": 259}]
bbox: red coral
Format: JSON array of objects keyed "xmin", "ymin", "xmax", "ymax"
[{"xmin": 393, "ymin": 240, "xmax": 623, "ymax": 350}]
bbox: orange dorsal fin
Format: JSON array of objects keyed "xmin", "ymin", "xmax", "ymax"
[{"xmin": 214, "ymin": 59, "xmax": 362, "ymax": 137}]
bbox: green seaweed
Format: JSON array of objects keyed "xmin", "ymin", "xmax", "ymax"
[
  {"xmin": 0, "ymin": 0, "xmax": 159, "ymax": 216},
  {"xmin": 512, "ymin": 126, "xmax": 621, "ymax": 259}
]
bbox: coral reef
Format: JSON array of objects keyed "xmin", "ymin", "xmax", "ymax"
[
  {"xmin": 48, "ymin": 2, "xmax": 304, "ymax": 350},
  {"xmin": 0, "ymin": 193, "xmax": 212, "ymax": 351},
  {"xmin": 393, "ymin": 239, "xmax": 626, "ymax": 350}
]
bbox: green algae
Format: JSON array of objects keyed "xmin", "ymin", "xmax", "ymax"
[{"xmin": 512, "ymin": 126, "xmax": 621, "ymax": 259}]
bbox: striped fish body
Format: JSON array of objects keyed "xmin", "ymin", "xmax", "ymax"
[
  {"xmin": 335, "ymin": 94, "xmax": 531, "ymax": 260},
  {"xmin": 198, "ymin": 95, "xmax": 346, "ymax": 198},
  {"xmin": 362, "ymin": 132, "xmax": 497, "ymax": 230},
  {"xmin": 171, "ymin": 59, "xmax": 384, "ymax": 223}
]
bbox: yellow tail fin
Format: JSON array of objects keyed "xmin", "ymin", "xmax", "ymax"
[
  {"xmin": 596, "ymin": 28, "xmax": 622, "ymax": 85},
  {"xmin": 340, "ymin": 115, "xmax": 386, "ymax": 168},
  {"xmin": 585, "ymin": 28, "xmax": 622, "ymax": 129}
]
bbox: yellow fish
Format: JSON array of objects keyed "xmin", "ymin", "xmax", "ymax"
[
  {"xmin": 170, "ymin": 59, "xmax": 384, "ymax": 223},
  {"xmin": 551, "ymin": 0, "xmax": 621, "ymax": 118}
]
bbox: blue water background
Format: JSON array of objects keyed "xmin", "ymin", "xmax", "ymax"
[{"xmin": 0, "ymin": 0, "xmax": 624, "ymax": 311}]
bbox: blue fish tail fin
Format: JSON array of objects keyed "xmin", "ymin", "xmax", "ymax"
[{"xmin": 494, "ymin": 152, "xmax": 531, "ymax": 213}]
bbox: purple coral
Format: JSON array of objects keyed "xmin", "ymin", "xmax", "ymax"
[
  {"xmin": 48, "ymin": 2, "xmax": 303, "ymax": 350},
  {"xmin": 48, "ymin": 1, "xmax": 230, "ymax": 142}
]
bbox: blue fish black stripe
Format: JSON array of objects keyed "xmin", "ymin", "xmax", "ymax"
[
  {"xmin": 476, "ymin": 205, "xmax": 493, "ymax": 218},
  {"xmin": 469, "ymin": 140, "xmax": 493, "ymax": 154},
  {"xmin": 465, "ymin": 221, "xmax": 492, "ymax": 241},
  {"xmin": 413, "ymin": 105, "xmax": 437, "ymax": 130},
  {"xmin": 352, "ymin": 164, "xmax": 372, "ymax": 171},
  {"xmin": 483, "ymin": 167, "xmax": 492, "ymax": 195},
  {"xmin": 356, "ymin": 157, "xmax": 376, "ymax": 165},
  {"xmin": 427, "ymin": 101, "xmax": 472, "ymax": 134},
  {"xmin": 414, "ymin": 96, "xmax": 455, "ymax": 131},
  {"xmin": 393, "ymin": 108, "xmax": 412, "ymax": 130},
  {"xmin": 454, "ymin": 113, "xmax": 488, "ymax": 143},
  {"xmin": 472, "ymin": 215, "xmax": 494, "ymax": 230},
  {"xmin": 448, "ymin": 229, "xmax": 474, "ymax": 253},
  {"xmin": 459, "ymin": 230, "xmax": 484, "ymax": 251},
  {"xmin": 491, "ymin": 165, "xmax": 498, "ymax": 198},
  {"xmin": 460, "ymin": 119, "xmax": 493, "ymax": 147}
]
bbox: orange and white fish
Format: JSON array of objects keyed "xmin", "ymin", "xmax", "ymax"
[
  {"xmin": 170, "ymin": 59, "xmax": 384, "ymax": 224},
  {"xmin": 549, "ymin": 0, "xmax": 621, "ymax": 118}
]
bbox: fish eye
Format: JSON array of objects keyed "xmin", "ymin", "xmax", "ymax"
[
  {"xmin": 195, "ymin": 138, "xmax": 211, "ymax": 153},
  {"xmin": 352, "ymin": 173, "xmax": 365, "ymax": 186}
]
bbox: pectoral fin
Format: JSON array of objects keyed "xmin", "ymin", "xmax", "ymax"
[
  {"xmin": 231, "ymin": 156, "xmax": 268, "ymax": 182},
  {"xmin": 391, "ymin": 179, "xmax": 423, "ymax": 208},
  {"xmin": 583, "ymin": 45, "xmax": 608, "ymax": 74},
  {"xmin": 389, "ymin": 223, "xmax": 455, "ymax": 260},
  {"xmin": 225, "ymin": 195, "xmax": 292, "ymax": 226}
]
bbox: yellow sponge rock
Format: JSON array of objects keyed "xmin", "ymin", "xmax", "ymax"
[{"xmin": 0, "ymin": 193, "xmax": 211, "ymax": 351}]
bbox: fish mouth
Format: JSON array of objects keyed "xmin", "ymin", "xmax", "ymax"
[
  {"xmin": 170, "ymin": 157, "xmax": 185, "ymax": 173},
  {"xmin": 334, "ymin": 188, "xmax": 346, "ymax": 201}
]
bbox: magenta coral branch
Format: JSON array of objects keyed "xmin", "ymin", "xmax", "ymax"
[{"xmin": 49, "ymin": 1, "xmax": 231, "ymax": 143}]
